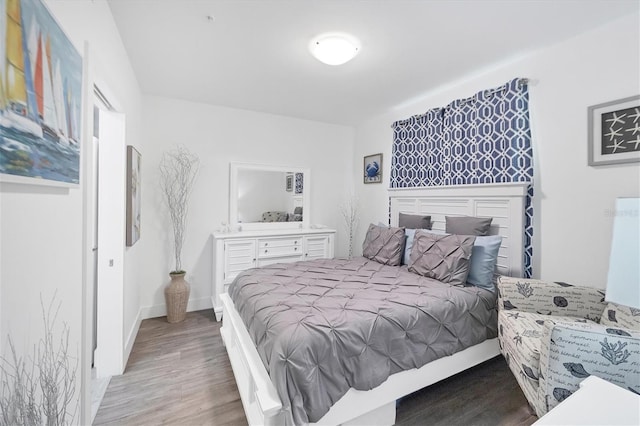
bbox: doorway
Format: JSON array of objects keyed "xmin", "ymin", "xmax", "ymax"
[
  {"xmin": 90, "ymin": 86, "xmax": 126, "ymax": 421},
  {"xmin": 92, "ymin": 87, "xmax": 126, "ymax": 378}
]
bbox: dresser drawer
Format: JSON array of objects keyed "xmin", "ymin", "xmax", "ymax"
[
  {"xmin": 257, "ymin": 237, "xmax": 302, "ymax": 258},
  {"xmin": 258, "ymin": 237, "xmax": 302, "ymax": 249},
  {"xmin": 257, "ymin": 255, "xmax": 303, "ymax": 267}
]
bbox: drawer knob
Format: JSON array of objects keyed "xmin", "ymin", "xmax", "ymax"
[
  {"xmin": 294, "ymin": 247, "xmax": 298, "ymax": 251},
  {"xmin": 265, "ymin": 243, "xmax": 268, "ymax": 246},
  {"xmin": 264, "ymin": 249, "xmax": 268, "ymax": 253},
  {"xmin": 294, "ymin": 241, "xmax": 298, "ymax": 244}
]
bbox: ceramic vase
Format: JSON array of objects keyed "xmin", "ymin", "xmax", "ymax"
[{"xmin": 165, "ymin": 272, "xmax": 190, "ymax": 323}]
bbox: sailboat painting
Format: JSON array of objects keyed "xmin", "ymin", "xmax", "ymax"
[{"xmin": 0, "ymin": 0, "xmax": 82, "ymax": 185}]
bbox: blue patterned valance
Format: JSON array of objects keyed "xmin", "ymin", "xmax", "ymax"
[{"xmin": 390, "ymin": 78, "xmax": 534, "ymax": 277}]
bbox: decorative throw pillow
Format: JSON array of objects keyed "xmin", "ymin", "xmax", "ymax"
[
  {"xmin": 403, "ymin": 228, "xmax": 446, "ymax": 265},
  {"xmin": 419, "ymin": 230, "xmax": 501, "ymax": 290},
  {"xmin": 408, "ymin": 231, "xmax": 476, "ymax": 286},
  {"xmin": 445, "ymin": 216, "xmax": 493, "ymax": 236},
  {"xmin": 466, "ymin": 235, "xmax": 502, "ymax": 290},
  {"xmin": 600, "ymin": 302, "xmax": 640, "ymax": 331},
  {"xmin": 362, "ymin": 224, "xmax": 406, "ymax": 266},
  {"xmin": 400, "ymin": 214, "xmax": 432, "ymax": 265},
  {"xmin": 399, "ymin": 213, "xmax": 432, "ymax": 230},
  {"xmin": 402, "ymin": 229, "xmax": 416, "ymax": 265},
  {"xmin": 287, "ymin": 213, "xmax": 302, "ymax": 222},
  {"xmin": 262, "ymin": 211, "xmax": 288, "ymax": 222}
]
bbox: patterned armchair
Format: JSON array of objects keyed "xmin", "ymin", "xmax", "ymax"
[{"xmin": 497, "ymin": 276, "xmax": 640, "ymax": 417}]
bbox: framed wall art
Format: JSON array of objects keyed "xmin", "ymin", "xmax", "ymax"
[
  {"xmin": 588, "ymin": 95, "xmax": 640, "ymax": 166},
  {"xmin": 0, "ymin": 0, "xmax": 83, "ymax": 185},
  {"xmin": 126, "ymin": 146, "xmax": 141, "ymax": 246},
  {"xmin": 364, "ymin": 153, "xmax": 382, "ymax": 184},
  {"xmin": 295, "ymin": 172, "xmax": 303, "ymax": 194},
  {"xmin": 285, "ymin": 173, "xmax": 293, "ymax": 192}
]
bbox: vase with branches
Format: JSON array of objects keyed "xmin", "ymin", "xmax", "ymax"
[{"xmin": 159, "ymin": 146, "xmax": 199, "ymax": 322}]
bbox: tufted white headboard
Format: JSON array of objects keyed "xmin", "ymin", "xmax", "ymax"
[{"xmin": 389, "ymin": 182, "xmax": 528, "ymax": 278}]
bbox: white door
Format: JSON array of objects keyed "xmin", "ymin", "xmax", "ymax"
[
  {"xmin": 91, "ymin": 132, "xmax": 98, "ymax": 366},
  {"xmin": 94, "ymin": 109, "xmax": 126, "ymax": 378}
]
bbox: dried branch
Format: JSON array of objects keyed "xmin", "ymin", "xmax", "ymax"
[
  {"xmin": 159, "ymin": 146, "xmax": 200, "ymax": 272},
  {"xmin": 339, "ymin": 195, "xmax": 360, "ymax": 258},
  {"xmin": 0, "ymin": 338, "xmax": 40, "ymax": 426},
  {"xmin": 0, "ymin": 294, "xmax": 77, "ymax": 426},
  {"xmin": 38, "ymin": 295, "xmax": 78, "ymax": 426}
]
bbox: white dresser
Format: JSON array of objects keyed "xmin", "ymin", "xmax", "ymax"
[{"xmin": 211, "ymin": 228, "xmax": 336, "ymax": 320}]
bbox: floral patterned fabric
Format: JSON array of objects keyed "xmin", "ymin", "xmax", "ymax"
[{"xmin": 497, "ymin": 276, "xmax": 640, "ymax": 417}]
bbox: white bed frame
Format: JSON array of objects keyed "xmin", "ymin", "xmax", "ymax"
[{"xmin": 220, "ymin": 183, "xmax": 529, "ymax": 425}]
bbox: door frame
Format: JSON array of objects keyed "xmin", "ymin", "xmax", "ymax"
[{"xmin": 80, "ymin": 45, "xmax": 126, "ymax": 424}]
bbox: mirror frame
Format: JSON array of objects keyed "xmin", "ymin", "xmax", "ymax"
[{"xmin": 229, "ymin": 162, "xmax": 311, "ymax": 231}]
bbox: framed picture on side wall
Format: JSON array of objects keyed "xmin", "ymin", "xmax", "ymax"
[
  {"xmin": 588, "ymin": 95, "xmax": 640, "ymax": 166},
  {"xmin": 126, "ymin": 146, "xmax": 141, "ymax": 246},
  {"xmin": 364, "ymin": 153, "xmax": 383, "ymax": 184}
]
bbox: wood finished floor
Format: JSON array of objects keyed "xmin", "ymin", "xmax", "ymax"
[{"xmin": 94, "ymin": 310, "xmax": 537, "ymax": 426}]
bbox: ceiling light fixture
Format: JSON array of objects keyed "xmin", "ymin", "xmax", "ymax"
[{"xmin": 309, "ymin": 33, "xmax": 360, "ymax": 66}]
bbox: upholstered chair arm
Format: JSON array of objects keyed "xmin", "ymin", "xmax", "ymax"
[
  {"xmin": 536, "ymin": 320, "xmax": 640, "ymax": 416},
  {"xmin": 496, "ymin": 276, "xmax": 606, "ymax": 320}
]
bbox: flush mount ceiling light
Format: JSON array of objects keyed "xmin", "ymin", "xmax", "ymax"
[{"xmin": 309, "ymin": 33, "xmax": 360, "ymax": 66}]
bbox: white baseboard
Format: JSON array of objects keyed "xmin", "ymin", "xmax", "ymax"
[
  {"xmin": 140, "ymin": 297, "xmax": 212, "ymax": 320},
  {"xmin": 124, "ymin": 309, "xmax": 142, "ymax": 364}
]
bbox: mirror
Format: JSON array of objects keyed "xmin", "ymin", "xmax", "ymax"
[{"xmin": 229, "ymin": 163, "xmax": 310, "ymax": 230}]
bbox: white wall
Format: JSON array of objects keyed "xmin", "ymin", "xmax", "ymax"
[
  {"xmin": 0, "ymin": 1, "xmax": 142, "ymax": 424},
  {"xmin": 353, "ymin": 13, "xmax": 640, "ymax": 289},
  {"xmin": 139, "ymin": 95, "xmax": 354, "ymax": 315},
  {"xmin": 45, "ymin": 0, "xmax": 144, "ymax": 366}
]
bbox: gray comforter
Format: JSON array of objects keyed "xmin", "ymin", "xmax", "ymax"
[{"xmin": 228, "ymin": 257, "xmax": 498, "ymax": 425}]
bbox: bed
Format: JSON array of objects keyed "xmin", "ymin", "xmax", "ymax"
[{"xmin": 220, "ymin": 183, "xmax": 529, "ymax": 425}]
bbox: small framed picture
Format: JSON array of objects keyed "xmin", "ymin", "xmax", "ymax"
[
  {"xmin": 588, "ymin": 95, "xmax": 640, "ymax": 166},
  {"xmin": 126, "ymin": 146, "xmax": 141, "ymax": 247},
  {"xmin": 285, "ymin": 173, "xmax": 293, "ymax": 191},
  {"xmin": 364, "ymin": 153, "xmax": 383, "ymax": 184}
]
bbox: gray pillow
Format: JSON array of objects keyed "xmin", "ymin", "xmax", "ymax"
[
  {"xmin": 262, "ymin": 211, "xmax": 288, "ymax": 222},
  {"xmin": 445, "ymin": 216, "xmax": 493, "ymax": 236},
  {"xmin": 399, "ymin": 213, "xmax": 432, "ymax": 229},
  {"xmin": 362, "ymin": 224, "xmax": 406, "ymax": 266},
  {"xmin": 287, "ymin": 213, "xmax": 302, "ymax": 222},
  {"xmin": 408, "ymin": 231, "xmax": 476, "ymax": 285}
]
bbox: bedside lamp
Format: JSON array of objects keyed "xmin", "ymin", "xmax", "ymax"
[{"xmin": 605, "ymin": 198, "xmax": 640, "ymax": 309}]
